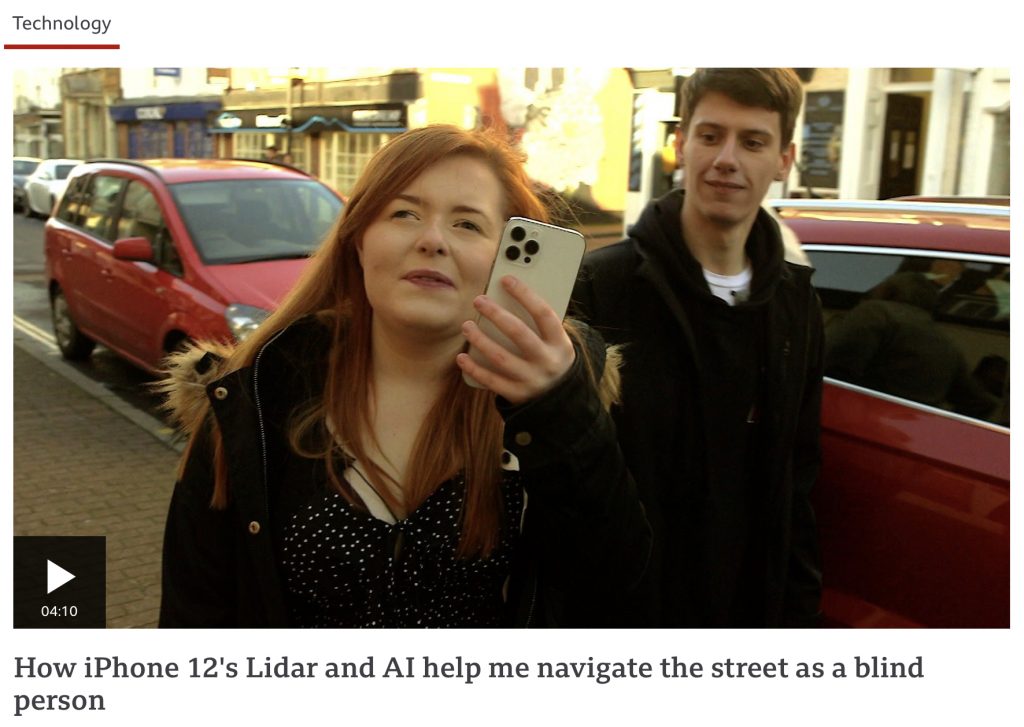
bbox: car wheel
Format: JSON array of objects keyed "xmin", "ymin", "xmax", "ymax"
[{"xmin": 51, "ymin": 288, "xmax": 96, "ymax": 361}]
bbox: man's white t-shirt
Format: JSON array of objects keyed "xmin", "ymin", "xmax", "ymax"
[{"xmin": 703, "ymin": 263, "xmax": 753, "ymax": 306}]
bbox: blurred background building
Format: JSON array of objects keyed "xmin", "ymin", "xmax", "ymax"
[
  {"xmin": 13, "ymin": 69, "xmax": 64, "ymax": 158},
  {"xmin": 12, "ymin": 67, "xmax": 1011, "ymax": 235}
]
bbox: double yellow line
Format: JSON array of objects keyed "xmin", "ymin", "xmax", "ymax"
[{"xmin": 13, "ymin": 315, "xmax": 57, "ymax": 351}]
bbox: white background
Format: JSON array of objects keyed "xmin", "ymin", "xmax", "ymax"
[{"xmin": 2, "ymin": 1, "xmax": 1020, "ymax": 724}]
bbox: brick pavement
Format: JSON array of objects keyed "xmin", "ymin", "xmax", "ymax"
[{"xmin": 13, "ymin": 342, "xmax": 183, "ymax": 628}]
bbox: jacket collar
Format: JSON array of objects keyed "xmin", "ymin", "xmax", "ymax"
[{"xmin": 630, "ymin": 189, "xmax": 788, "ymax": 308}]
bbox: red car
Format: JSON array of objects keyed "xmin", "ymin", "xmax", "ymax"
[
  {"xmin": 44, "ymin": 159, "xmax": 343, "ymax": 373},
  {"xmin": 772, "ymin": 199, "xmax": 1010, "ymax": 628}
]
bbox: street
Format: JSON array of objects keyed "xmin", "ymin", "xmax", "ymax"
[
  {"xmin": 13, "ymin": 213, "xmax": 167, "ymax": 418},
  {"xmin": 13, "ymin": 213, "xmax": 180, "ymax": 628}
]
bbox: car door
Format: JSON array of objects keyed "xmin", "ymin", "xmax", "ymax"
[
  {"xmin": 103, "ymin": 179, "xmax": 188, "ymax": 369},
  {"xmin": 50, "ymin": 173, "xmax": 111, "ymax": 335},
  {"xmin": 72, "ymin": 173, "xmax": 131, "ymax": 349},
  {"xmin": 806, "ymin": 244, "xmax": 1010, "ymax": 628}
]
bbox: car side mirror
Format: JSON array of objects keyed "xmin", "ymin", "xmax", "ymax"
[{"xmin": 112, "ymin": 236, "xmax": 156, "ymax": 263}]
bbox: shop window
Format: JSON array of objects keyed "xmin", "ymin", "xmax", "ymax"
[
  {"xmin": 326, "ymin": 132, "xmax": 391, "ymax": 195},
  {"xmin": 233, "ymin": 133, "xmax": 272, "ymax": 160}
]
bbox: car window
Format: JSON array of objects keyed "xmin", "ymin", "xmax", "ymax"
[
  {"xmin": 55, "ymin": 174, "xmax": 92, "ymax": 226},
  {"xmin": 170, "ymin": 179, "xmax": 342, "ymax": 264},
  {"xmin": 81, "ymin": 175, "xmax": 127, "ymax": 243},
  {"xmin": 118, "ymin": 181, "xmax": 183, "ymax": 277},
  {"xmin": 54, "ymin": 164, "xmax": 77, "ymax": 180},
  {"xmin": 809, "ymin": 249, "xmax": 1009, "ymax": 426},
  {"xmin": 14, "ymin": 160, "xmax": 40, "ymax": 175}
]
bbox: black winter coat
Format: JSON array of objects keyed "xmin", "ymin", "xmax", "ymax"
[
  {"xmin": 570, "ymin": 190, "xmax": 824, "ymax": 627},
  {"xmin": 159, "ymin": 316, "xmax": 651, "ymax": 627}
]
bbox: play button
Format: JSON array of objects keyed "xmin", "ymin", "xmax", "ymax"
[
  {"xmin": 14, "ymin": 536, "xmax": 106, "ymax": 628},
  {"xmin": 47, "ymin": 560, "xmax": 76, "ymax": 594}
]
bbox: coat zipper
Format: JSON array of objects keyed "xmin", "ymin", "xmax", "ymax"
[
  {"xmin": 517, "ymin": 487, "xmax": 538, "ymax": 627},
  {"xmin": 252, "ymin": 329, "xmax": 288, "ymax": 519}
]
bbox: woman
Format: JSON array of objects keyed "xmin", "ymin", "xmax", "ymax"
[{"xmin": 158, "ymin": 124, "xmax": 650, "ymax": 628}]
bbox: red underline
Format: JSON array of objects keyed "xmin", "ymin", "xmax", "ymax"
[{"xmin": 4, "ymin": 44, "xmax": 120, "ymax": 50}]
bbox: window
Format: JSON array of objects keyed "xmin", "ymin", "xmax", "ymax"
[
  {"xmin": 81, "ymin": 175, "xmax": 126, "ymax": 242},
  {"xmin": 171, "ymin": 178, "xmax": 342, "ymax": 264},
  {"xmin": 323, "ymin": 132, "xmax": 391, "ymax": 196},
  {"xmin": 809, "ymin": 249, "xmax": 1009, "ymax": 426},
  {"xmin": 56, "ymin": 174, "xmax": 92, "ymax": 227},
  {"xmin": 14, "ymin": 159, "xmax": 40, "ymax": 175},
  {"xmin": 233, "ymin": 132, "xmax": 272, "ymax": 160},
  {"xmin": 118, "ymin": 181, "xmax": 182, "ymax": 276}
]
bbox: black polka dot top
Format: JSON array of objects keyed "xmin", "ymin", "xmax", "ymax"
[{"xmin": 280, "ymin": 468, "xmax": 523, "ymax": 628}]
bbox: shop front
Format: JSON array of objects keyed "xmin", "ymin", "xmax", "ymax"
[
  {"xmin": 209, "ymin": 102, "xmax": 409, "ymax": 195},
  {"xmin": 109, "ymin": 97, "xmax": 221, "ymax": 159}
]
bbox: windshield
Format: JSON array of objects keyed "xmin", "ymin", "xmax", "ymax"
[
  {"xmin": 170, "ymin": 179, "xmax": 343, "ymax": 264},
  {"xmin": 14, "ymin": 159, "xmax": 40, "ymax": 175}
]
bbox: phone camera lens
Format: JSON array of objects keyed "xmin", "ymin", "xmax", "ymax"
[
  {"xmin": 505, "ymin": 245, "xmax": 521, "ymax": 261},
  {"xmin": 510, "ymin": 226, "xmax": 526, "ymax": 242},
  {"xmin": 524, "ymin": 239, "xmax": 540, "ymax": 255}
]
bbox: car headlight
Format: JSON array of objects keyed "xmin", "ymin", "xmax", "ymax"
[{"xmin": 225, "ymin": 304, "xmax": 270, "ymax": 342}]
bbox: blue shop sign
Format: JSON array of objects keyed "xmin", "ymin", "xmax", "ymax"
[
  {"xmin": 109, "ymin": 100, "xmax": 222, "ymax": 123},
  {"xmin": 154, "ymin": 68, "xmax": 181, "ymax": 78}
]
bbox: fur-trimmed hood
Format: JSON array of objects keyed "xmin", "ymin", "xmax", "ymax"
[
  {"xmin": 153, "ymin": 340, "xmax": 236, "ymax": 439},
  {"xmin": 155, "ymin": 322, "xmax": 623, "ymax": 437}
]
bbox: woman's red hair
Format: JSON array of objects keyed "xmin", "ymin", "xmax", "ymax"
[{"xmin": 191, "ymin": 124, "xmax": 551, "ymax": 557}]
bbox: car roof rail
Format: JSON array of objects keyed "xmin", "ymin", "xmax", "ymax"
[
  {"xmin": 78, "ymin": 156, "xmax": 318, "ymax": 183},
  {"xmin": 83, "ymin": 158, "xmax": 162, "ymax": 174},
  {"xmin": 766, "ymin": 197, "xmax": 1010, "ymax": 218},
  {"xmin": 220, "ymin": 157, "xmax": 316, "ymax": 178}
]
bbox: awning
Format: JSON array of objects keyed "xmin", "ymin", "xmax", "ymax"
[
  {"xmin": 290, "ymin": 103, "xmax": 408, "ymax": 133},
  {"xmin": 208, "ymin": 108, "xmax": 289, "ymax": 134},
  {"xmin": 207, "ymin": 103, "xmax": 409, "ymax": 134}
]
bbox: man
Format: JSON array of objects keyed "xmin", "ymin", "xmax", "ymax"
[{"xmin": 571, "ymin": 68, "xmax": 823, "ymax": 627}]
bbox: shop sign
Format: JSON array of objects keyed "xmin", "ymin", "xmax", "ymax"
[
  {"xmin": 136, "ymin": 106, "xmax": 166, "ymax": 121},
  {"xmin": 215, "ymin": 112, "xmax": 243, "ymax": 130},
  {"xmin": 800, "ymin": 91, "xmax": 845, "ymax": 190},
  {"xmin": 154, "ymin": 68, "xmax": 182, "ymax": 78},
  {"xmin": 350, "ymin": 108, "xmax": 403, "ymax": 127},
  {"xmin": 255, "ymin": 114, "xmax": 289, "ymax": 128}
]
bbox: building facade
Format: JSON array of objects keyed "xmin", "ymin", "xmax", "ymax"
[
  {"xmin": 207, "ymin": 67, "xmax": 633, "ymax": 213},
  {"xmin": 624, "ymin": 67, "xmax": 1010, "ymax": 228},
  {"xmin": 13, "ymin": 69, "xmax": 65, "ymax": 158},
  {"xmin": 108, "ymin": 68, "xmax": 226, "ymax": 159},
  {"xmin": 60, "ymin": 68, "xmax": 121, "ymax": 159}
]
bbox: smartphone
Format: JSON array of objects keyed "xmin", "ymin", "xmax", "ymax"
[{"xmin": 464, "ymin": 217, "xmax": 586, "ymax": 388}]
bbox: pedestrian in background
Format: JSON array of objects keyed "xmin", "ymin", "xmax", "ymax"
[
  {"xmin": 571, "ymin": 68, "xmax": 824, "ymax": 627},
  {"xmin": 158, "ymin": 124, "xmax": 650, "ymax": 628}
]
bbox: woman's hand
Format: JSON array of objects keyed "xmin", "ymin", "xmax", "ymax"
[{"xmin": 456, "ymin": 275, "xmax": 576, "ymax": 405}]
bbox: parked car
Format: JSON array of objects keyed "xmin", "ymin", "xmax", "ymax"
[
  {"xmin": 23, "ymin": 158, "xmax": 83, "ymax": 218},
  {"xmin": 13, "ymin": 156, "xmax": 41, "ymax": 212},
  {"xmin": 769, "ymin": 198, "xmax": 1010, "ymax": 628},
  {"xmin": 44, "ymin": 158, "xmax": 344, "ymax": 373}
]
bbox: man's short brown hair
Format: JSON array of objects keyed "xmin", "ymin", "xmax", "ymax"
[{"xmin": 679, "ymin": 68, "xmax": 804, "ymax": 147}]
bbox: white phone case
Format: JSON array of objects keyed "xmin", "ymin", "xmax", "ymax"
[{"xmin": 464, "ymin": 217, "xmax": 586, "ymax": 388}]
